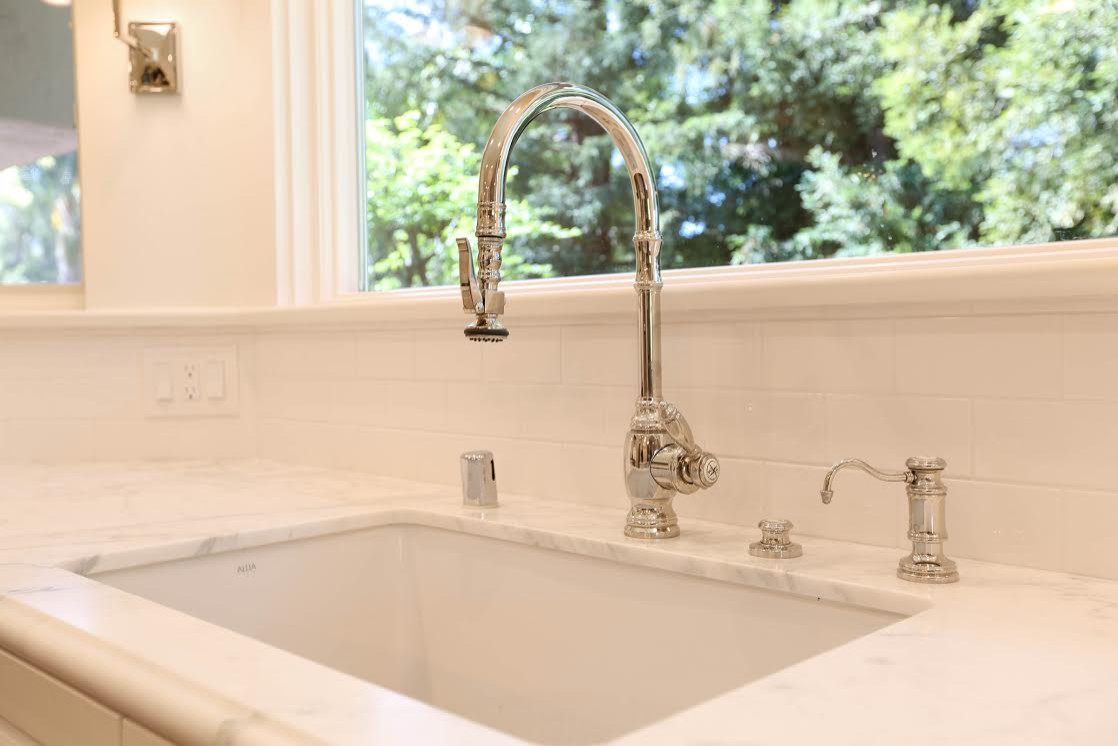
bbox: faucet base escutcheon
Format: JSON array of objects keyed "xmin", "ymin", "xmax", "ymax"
[
  {"xmin": 623, "ymin": 504, "xmax": 680, "ymax": 540},
  {"xmin": 898, "ymin": 551, "xmax": 958, "ymax": 584}
]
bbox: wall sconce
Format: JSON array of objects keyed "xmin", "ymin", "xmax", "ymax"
[{"xmin": 112, "ymin": 0, "xmax": 179, "ymax": 94}]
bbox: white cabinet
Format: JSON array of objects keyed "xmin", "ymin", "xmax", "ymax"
[
  {"xmin": 0, "ymin": 649, "xmax": 120, "ymax": 746},
  {"xmin": 122, "ymin": 721, "xmax": 175, "ymax": 746},
  {"xmin": 0, "ymin": 716, "xmax": 40, "ymax": 746}
]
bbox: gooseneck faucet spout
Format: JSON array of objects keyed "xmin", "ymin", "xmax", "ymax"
[
  {"xmin": 457, "ymin": 82, "xmax": 718, "ymax": 538},
  {"xmin": 820, "ymin": 458, "xmax": 913, "ymax": 504}
]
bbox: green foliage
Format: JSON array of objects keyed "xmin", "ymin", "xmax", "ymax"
[
  {"xmin": 876, "ymin": 0, "xmax": 1118, "ymax": 244},
  {"xmin": 0, "ymin": 151, "xmax": 81, "ymax": 284},
  {"xmin": 365, "ymin": 111, "xmax": 578, "ymax": 290},
  {"xmin": 361, "ymin": 0, "xmax": 1118, "ymax": 287},
  {"xmin": 735, "ymin": 148, "xmax": 979, "ymax": 262}
]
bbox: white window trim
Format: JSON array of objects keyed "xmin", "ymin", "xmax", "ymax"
[
  {"xmin": 2, "ymin": 238, "xmax": 1118, "ymax": 332},
  {"xmin": 0, "ymin": 284, "xmax": 83, "ymax": 311},
  {"xmin": 270, "ymin": 1, "xmax": 1118, "ymax": 323},
  {"xmin": 272, "ymin": 0, "xmax": 364, "ymax": 306}
]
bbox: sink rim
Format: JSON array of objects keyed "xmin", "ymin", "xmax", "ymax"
[{"xmin": 0, "ymin": 498, "xmax": 940, "ymax": 746}]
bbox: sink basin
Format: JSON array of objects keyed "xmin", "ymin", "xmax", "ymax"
[{"xmin": 97, "ymin": 524, "xmax": 904, "ymax": 745}]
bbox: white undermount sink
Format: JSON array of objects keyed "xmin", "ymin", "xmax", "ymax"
[{"xmin": 97, "ymin": 524, "xmax": 905, "ymax": 745}]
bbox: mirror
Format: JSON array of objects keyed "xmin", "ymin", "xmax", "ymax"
[{"xmin": 0, "ymin": 0, "xmax": 81, "ymax": 284}]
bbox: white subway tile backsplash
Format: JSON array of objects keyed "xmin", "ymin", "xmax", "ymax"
[
  {"xmin": 974, "ymin": 399, "xmax": 1118, "ymax": 490},
  {"xmin": 1063, "ymin": 489, "xmax": 1118, "ymax": 580},
  {"xmin": 826, "ymin": 395, "xmax": 972, "ymax": 475},
  {"xmin": 662, "ymin": 322, "xmax": 760, "ymax": 389},
  {"xmin": 256, "ymin": 376, "xmax": 333, "ymax": 421},
  {"xmin": 0, "ymin": 419, "xmax": 131, "ymax": 463},
  {"xmin": 485, "ymin": 437, "xmax": 562, "ymax": 501},
  {"xmin": 256, "ymin": 333, "xmax": 355, "ymax": 378},
  {"xmin": 482, "ymin": 326, "xmax": 562, "ymax": 384},
  {"xmin": 896, "ymin": 316, "xmax": 1062, "ymax": 398},
  {"xmin": 675, "ymin": 457, "xmax": 764, "ymax": 528},
  {"xmin": 559, "ymin": 443, "xmax": 622, "ymax": 509},
  {"xmin": 0, "ymin": 377, "xmax": 141, "ymax": 420},
  {"xmin": 547, "ymin": 385, "xmax": 633, "ymax": 446},
  {"xmin": 445, "ymin": 382, "xmax": 520, "ymax": 439},
  {"xmin": 669, "ymin": 389, "xmax": 827, "ymax": 465},
  {"xmin": 154, "ymin": 418, "xmax": 257, "ymax": 461},
  {"xmin": 326, "ymin": 378, "xmax": 385, "ymax": 425},
  {"xmin": 741, "ymin": 391, "xmax": 828, "ymax": 465},
  {"xmin": 561, "ymin": 324, "xmax": 637, "ymax": 386},
  {"xmin": 1064, "ymin": 314, "xmax": 1118, "ymax": 400},
  {"xmin": 945, "ymin": 479, "xmax": 1065, "ymax": 571},
  {"xmin": 761, "ymin": 319, "xmax": 894, "ymax": 393},
  {"xmin": 763, "ymin": 462, "xmax": 898, "ymax": 548},
  {"xmin": 257, "ymin": 418, "xmax": 359, "ymax": 471},
  {"xmin": 355, "ymin": 332, "xmax": 415, "ymax": 380},
  {"xmin": 0, "ymin": 336, "xmax": 138, "ymax": 379},
  {"xmin": 415, "ymin": 329, "xmax": 481, "ymax": 381},
  {"xmin": 667, "ymin": 388, "xmax": 747, "ymax": 459},
  {"xmin": 11, "ymin": 298, "xmax": 1118, "ymax": 581},
  {"xmin": 1, "ymin": 417, "xmax": 254, "ymax": 463},
  {"xmin": 388, "ymin": 429, "xmax": 476, "ymax": 485},
  {"xmin": 381, "ymin": 380, "xmax": 447, "ymax": 430},
  {"xmin": 507, "ymin": 384, "xmax": 567, "ymax": 442}
]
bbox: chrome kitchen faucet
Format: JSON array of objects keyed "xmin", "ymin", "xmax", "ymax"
[{"xmin": 456, "ymin": 82, "xmax": 719, "ymax": 539}]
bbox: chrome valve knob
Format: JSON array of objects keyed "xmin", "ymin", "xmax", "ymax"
[
  {"xmin": 749, "ymin": 518, "xmax": 802, "ymax": 559},
  {"xmin": 650, "ymin": 403, "xmax": 719, "ymax": 494},
  {"xmin": 691, "ymin": 453, "xmax": 720, "ymax": 488}
]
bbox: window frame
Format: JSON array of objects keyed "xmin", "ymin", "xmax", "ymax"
[
  {"xmin": 0, "ymin": 2, "xmax": 84, "ymax": 306},
  {"xmin": 0, "ymin": 284, "xmax": 83, "ymax": 311},
  {"xmin": 0, "ymin": 150, "xmax": 84, "ymax": 303},
  {"xmin": 272, "ymin": 0, "xmax": 366, "ymax": 306},
  {"xmin": 281, "ymin": 1, "xmax": 1118, "ymax": 315}
]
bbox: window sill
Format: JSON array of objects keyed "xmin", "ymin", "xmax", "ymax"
[
  {"xmin": 0, "ymin": 238, "xmax": 1116, "ymax": 330},
  {"xmin": 0, "ymin": 284, "xmax": 84, "ymax": 312}
]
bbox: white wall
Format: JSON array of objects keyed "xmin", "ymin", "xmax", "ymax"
[
  {"xmin": 72, "ymin": 0, "xmax": 276, "ymax": 309},
  {"xmin": 0, "ymin": 0, "xmax": 75, "ymax": 129},
  {"xmin": 0, "ymin": 328, "xmax": 257, "ymax": 462}
]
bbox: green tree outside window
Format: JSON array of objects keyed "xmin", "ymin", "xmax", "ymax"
[{"xmin": 362, "ymin": 0, "xmax": 1118, "ymax": 290}]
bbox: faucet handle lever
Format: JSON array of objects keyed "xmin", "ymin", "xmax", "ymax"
[
  {"xmin": 660, "ymin": 402, "xmax": 698, "ymax": 455},
  {"xmin": 457, "ymin": 237, "xmax": 483, "ymax": 313}
]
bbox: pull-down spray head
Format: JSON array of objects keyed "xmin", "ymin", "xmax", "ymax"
[
  {"xmin": 457, "ymin": 237, "xmax": 507, "ymax": 342},
  {"xmin": 456, "ymin": 82, "xmax": 662, "ymax": 345}
]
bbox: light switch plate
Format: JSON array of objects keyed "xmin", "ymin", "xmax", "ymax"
[{"xmin": 142, "ymin": 345, "xmax": 238, "ymax": 417}]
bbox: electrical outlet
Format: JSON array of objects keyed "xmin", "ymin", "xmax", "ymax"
[
  {"xmin": 143, "ymin": 345, "xmax": 239, "ymax": 417},
  {"xmin": 182, "ymin": 361, "xmax": 200, "ymax": 401}
]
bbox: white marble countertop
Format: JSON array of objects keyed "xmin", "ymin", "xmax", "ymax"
[{"xmin": 0, "ymin": 460, "xmax": 1115, "ymax": 746}]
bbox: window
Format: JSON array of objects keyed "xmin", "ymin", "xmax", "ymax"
[
  {"xmin": 0, "ymin": 0, "xmax": 81, "ymax": 285},
  {"xmin": 361, "ymin": 0, "xmax": 1117, "ymax": 291},
  {"xmin": 0, "ymin": 151, "xmax": 81, "ymax": 284}
]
